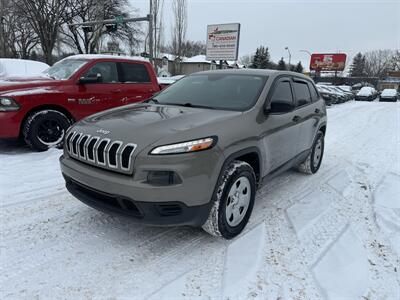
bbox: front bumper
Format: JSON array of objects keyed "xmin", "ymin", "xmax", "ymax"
[
  {"xmin": 379, "ymin": 97, "xmax": 397, "ymax": 102},
  {"xmin": 60, "ymin": 148, "xmax": 223, "ymax": 226},
  {"xmin": 64, "ymin": 174, "xmax": 211, "ymax": 226},
  {"xmin": 0, "ymin": 111, "xmax": 21, "ymax": 138}
]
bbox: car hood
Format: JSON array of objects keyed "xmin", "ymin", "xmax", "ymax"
[
  {"xmin": 0, "ymin": 77, "xmax": 61, "ymax": 94},
  {"xmin": 72, "ymin": 103, "xmax": 241, "ymax": 152},
  {"xmin": 381, "ymin": 90, "xmax": 397, "ymax": 97}
]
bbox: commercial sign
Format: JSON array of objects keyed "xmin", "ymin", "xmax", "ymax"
[
  {"xmin": 310, "ymin": 53, "xmax": 347, "ymax": 71},
  {"xmin": 206, "ymin": 23, "xmax": 240, "ymax": 61}
]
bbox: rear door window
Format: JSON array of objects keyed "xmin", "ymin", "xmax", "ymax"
[
  {"xmin": 308, "ymin": 82, "xmax": 319, "ymax": 101},
  {"xmin": 120, "ymin": 63, "xmax": 151, "ymax": 83},
  {"xmin": 293, "ymin": 81, "xmax": 312, "ymax": 106}
]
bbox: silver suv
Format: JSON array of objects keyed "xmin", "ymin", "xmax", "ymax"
[{"xmin": 60, "ymin": 70, "xmax": 327, "ymax": 239}]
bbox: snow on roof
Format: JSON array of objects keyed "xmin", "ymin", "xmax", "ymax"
[
  {"xmin": 158, "ymin": 53, "xmax": 177, "ymax": 61},
  {"xmin": 184, "ymin": 55, "xmax": 214, "ymax": 64},
  {"xmin": 0, "ymin": 59, "xmax": 49, "ymax": 78},
  {"xmin": 62, "ymin": 54, "xmax": 149, "ymax": 62}
]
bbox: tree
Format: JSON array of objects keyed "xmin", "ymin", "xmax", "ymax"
[
  {"xmin": 250, "ymin": 46, "xmax": 270, "ymax": 69},
  {"xmin": 277, "ymin": 57, "xmax": 287, "ymax": 70},
  {"xmin": 364, "ymin": 49, "xmax": 395, "ymax": 79},
  {"xmin": 1, "ymin": 0, "xmax": 39, "ymax": 58},
  {"xmin": 18, "ymin": 0, "xmax": 68, "ymax": 64},
  {"xmin": 350, "ymin": 52, "xmax": 366, "ymax": 77},
  {"xmin": 171, "ymin": 0, "xmax": 187, "ymax": 57},
  {"xmin": 240, "ymin": 54, "xmax": 253, "ymax": 68},
  {"xmin": 61, "ymin": 0, "xmax": 142, "ymax": 55},
  {"xmin": 180, "ymin": 40, "xmax": 205, "ymax": 57},
  {"xmin": 294, "ymin": 61, "xmax": 304, "ymax": 73}
]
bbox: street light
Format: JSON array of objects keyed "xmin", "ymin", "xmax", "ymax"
[
  {"xmin": 299, "ymin": 49, "xmax": 312, "ymax": 56},
  {"xmin": 285, "ymin": 47, "xmax": 291, "ymax": 68}
]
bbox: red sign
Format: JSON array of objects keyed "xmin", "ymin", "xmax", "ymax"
[{"xmin": 310, "ymin": 53, "xmax": 347, "ymax": 71}]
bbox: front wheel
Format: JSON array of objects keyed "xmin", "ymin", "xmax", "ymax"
[
  {"xmin": 297, "ymin": 131, "xmax": 325, "ymax": 174},
  {"xmin": 202, "ymin": 160, "xmax": 256, "ymax": 239},
  {"xmin": 23, "ymin": 110, "xmax": 71, "ymax": 151}
]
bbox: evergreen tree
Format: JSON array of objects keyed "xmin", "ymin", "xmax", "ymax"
[
  {"xmin": 277, "ymin": 57, "xmax": 287, "ymax": 70},
  {"xmin": 250, "ymin": 46, "xmax": 271, "ymax": 69},
  {"xmin": 350, "ymin": 52, "xmax": 366, "ymax": 77},
  {"xmin": 295, "ymin": 61, "xmax": 304, "ymax": 73}
]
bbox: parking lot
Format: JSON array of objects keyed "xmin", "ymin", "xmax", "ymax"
[{"xmin": 1, "ymin": 100, "xmax": 399, "ymax": 299}]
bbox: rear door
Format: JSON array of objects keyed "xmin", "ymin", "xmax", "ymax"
[
  {"xmin": 262, "ymin": 77, "xmax": 302, "ymax": 172},
  {"xmin": 118, "ymin": 62, "xmax": 157, "ymax": 104},
  {"xmin": 292, "ymin": 78, "xmax": 321, "ymax": 153}
]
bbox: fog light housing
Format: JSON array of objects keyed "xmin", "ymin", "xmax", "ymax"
[{"xmin": 146, "ymin": 171, "xmax": 181, "ymax": 185}]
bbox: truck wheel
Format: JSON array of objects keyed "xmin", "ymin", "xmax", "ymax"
[
  {"xmin": 202, "ymin": 160, "xmax": 256, "ymax": 239},
  {"xmin": 297, "ymin": 131, "xmax": 324, "ymax": 174},
  {"xmin": 23, "ymin": 110, "xmax": 71, "ymax": 151}
]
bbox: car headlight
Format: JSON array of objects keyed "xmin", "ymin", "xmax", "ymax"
[
  {"xmin": 0, "ymin": 97, "xmax": 20, "ymax": 111},
  {"xmin": 150, "ymin": 137, "xmax": 216, "ymax": 155}
]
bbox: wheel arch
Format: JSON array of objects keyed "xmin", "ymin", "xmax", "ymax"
[
  {"xmin": 222, "ymin": 147, "xmax": 263, "ymax": 186},
  {"xmin": 19, "ymin": 105, "xmax": 75, "ymax": 137}
]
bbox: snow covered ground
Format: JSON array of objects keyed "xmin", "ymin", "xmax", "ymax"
[{"xmin": 1, "ymin": 101, "xmax": 399, "ymax": 299}]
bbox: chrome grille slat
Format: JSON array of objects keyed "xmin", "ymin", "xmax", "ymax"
[
  {"xmin": 66, "ymin": 131, "xmax": 136, "ymax": 174},
  {"xmin": 107, "ymin": 141, "xmax": 123, "ymax": 169}
]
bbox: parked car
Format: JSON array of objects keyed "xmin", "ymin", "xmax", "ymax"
[
  {"xmin": 355, "ymin": 87, "xmax": 378, "ymax": 101},
  {"xmin": 379, "ymin": 89, "xmax": 398, "ymax": 102},
  {"xmin": 317, "ymin": 85, "xmax": 338, "ymax": 105},
  {"xmin": 60, "ymin": 70, "xmax": 327, "ymax": 239},
  {"xmin": 0, "ymin": 58, "xmax": 49, "ymax": 80},
  {"xmin": 0, "ymin": 54, "xmax": 163, "ymax": 151},
  {"xmin": 336, "ymin": 86, "xmax": 354, "ymax": 100},
  {"xmin": 320, "ymin": 85, "xmax": 346, "ymax": 103}
]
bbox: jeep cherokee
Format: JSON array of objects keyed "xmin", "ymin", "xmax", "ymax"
[{"xmin": 60, "ymin": 70, "xmax": 327, "ymax": 239}]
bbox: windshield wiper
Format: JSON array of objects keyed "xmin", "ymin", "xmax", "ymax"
[
  {"xmin": 145, "ymin": 98, "xmax": 159, "ymax": 104},
  {"xmin": 167, "ymin": 102, "xmax": 216, "ymax": 109}
]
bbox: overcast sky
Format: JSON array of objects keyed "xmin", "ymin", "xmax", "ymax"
[{"xmin": 130, "ymin": 0, "xmax": 399, "ymax": 70}]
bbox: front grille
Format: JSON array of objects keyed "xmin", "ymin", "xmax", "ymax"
[{"xmin": 66, "ymin": 131, "xmax": 137, "ymax": 174}]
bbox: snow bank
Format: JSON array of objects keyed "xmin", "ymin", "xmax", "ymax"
[
  {"xmin": 374, "ymin": 173, "xmax": 400, "ymax": 255},
  {"xmin": 0, "ymin": 59, "xmax": 49, "ymax": 78}
]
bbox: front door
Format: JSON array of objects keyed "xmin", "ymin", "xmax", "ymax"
[{"xmin": 71, "ymin": 61, "xmax": 124, "ymax": 119}]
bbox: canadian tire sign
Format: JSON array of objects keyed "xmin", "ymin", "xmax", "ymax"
[
  {"xmin": 206, "ymin": 23, "xmax": 240, "ymax": 61},
  {"xmin": 310, "ymin": 53, "xmax": 347, "ymax": 71}
]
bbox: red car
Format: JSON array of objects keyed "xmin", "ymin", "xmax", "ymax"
[{"xmin": 0, "ymin": 55, "xmax": 162, "ymax": 151}]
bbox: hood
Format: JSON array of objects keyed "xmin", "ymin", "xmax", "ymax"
[
  {"xmin": 72, "ymin": 103, "xmax": 241, "ymax": 153},
  {"xmin": 0, "ymin": 76, "xmax": 60, "ymax": 93},
  {"xmin": 381, "ymin": 89, "xmax": 397, "ymax": 97}
]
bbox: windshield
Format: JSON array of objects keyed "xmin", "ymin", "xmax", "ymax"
[
  {"xmin": 153, "ymin": 73, "xmax": 267, "ymax": 111},
  {"xmin": 42, "ymin": 59, "xmax": 88, "ymax": 80}
]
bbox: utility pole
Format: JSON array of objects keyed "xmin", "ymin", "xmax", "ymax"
[
  {"xmin": 285, "ymin": 47, "xmax": 291, "ymax": 70},
  {"xmin": 149, "ymin": 0, "xmax": 154, "ymax": 65}
]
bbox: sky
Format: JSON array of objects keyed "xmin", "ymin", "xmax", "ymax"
[{"xmin": 130, "ymin": 0, "xmax": 400, "ymax": 70}]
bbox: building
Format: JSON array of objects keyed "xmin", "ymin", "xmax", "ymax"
[{"xmin": 378, "ymin": 71, "xmax": 400, "ymax": 91}]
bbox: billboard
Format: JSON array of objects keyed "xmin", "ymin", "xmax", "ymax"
[
  {"xmin": 310, "ymin": 53, "xmax": 347, "ymax": 71},
  {"xmin": 206, "ymin": 23, "xmax": 240, "ymax": 61}
]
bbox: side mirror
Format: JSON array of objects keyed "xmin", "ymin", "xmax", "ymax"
[
  {"xmin": 265, "ymin": 100, "xmax": 295, "ymax": 114},
  {"xmin": 78, "ymin": 73, "xmax": 102, "ymax": 84}
]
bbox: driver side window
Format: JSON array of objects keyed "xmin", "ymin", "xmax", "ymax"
[
  {"xmin": 269, "ymin": 80, "xmax": 294, "ymax": 113},
  {"xmin": 84, "ymin": 62, "xmax": 119, "ymax": 83}
]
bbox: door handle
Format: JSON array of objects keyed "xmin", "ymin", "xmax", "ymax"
[
  {"xmin": 292, "ymin": 115, "xmax": 301, "ymax": 122},
  {"xmin": 111, "ymin": 89, "xmax": 122, "ymax": 93},
  {"xmin": 315, "ymin": 108, "xmax": 320, "ymax": 113}
]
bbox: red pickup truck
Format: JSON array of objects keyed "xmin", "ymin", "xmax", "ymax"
[{"xmin": 0, "ymin": 55, "xmax": 162, "ymax": 150}]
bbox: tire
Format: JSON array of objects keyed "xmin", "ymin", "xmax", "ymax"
[
  {"xmin": 202, "ymin": 160, "xmax": 256, "ymax": 239},
  {"xmin": 297, "ymin": 131, "xmax": 325, "ymax": 174},
  {"xmin": 23, "ymin": 110, "xmax": 71, "ymax": 151}
]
